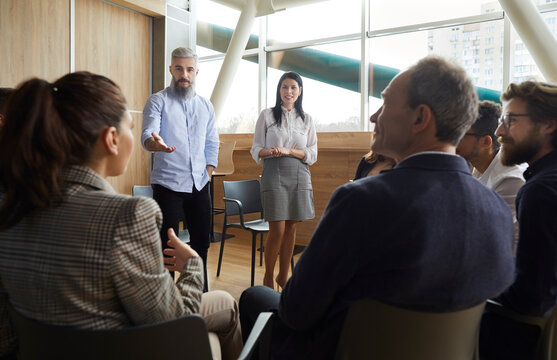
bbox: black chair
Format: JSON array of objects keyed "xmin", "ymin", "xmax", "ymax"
[
  {"xmin": 7, "ymin": 303, "xmax": 215, "ymax": 360},
  {"xmin": 210, "ymin": 141, "xmax": 236, "ymax": 243},
  {"xmin": 217, "ymin": 179, "xmax": 269, "ymax": 287},
  {"xmin": 237, "ymin": 312, "xmax": 274, "ymax": 360},
  {"xmin": 484, "ymin": 300, "xmax": 557, "ymax": 360}
]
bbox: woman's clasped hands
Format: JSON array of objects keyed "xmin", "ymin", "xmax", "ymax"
[{"xmin": 270, "ymin": 146, "xmax": 291, "ymax": 157}]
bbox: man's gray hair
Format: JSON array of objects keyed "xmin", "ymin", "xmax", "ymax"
[
  {"xmin": 407, "ymin": 56, "xmax": 479, "ymax": 145},
  {"xmin": 171, "ymin": 47, "xmax": 198, "ymax": 67}
]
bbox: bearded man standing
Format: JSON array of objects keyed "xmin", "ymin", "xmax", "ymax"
[{"xmin": 142, "ymin": 47, "xmax": 219, "ymax": 290}]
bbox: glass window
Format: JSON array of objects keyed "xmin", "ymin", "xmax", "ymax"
[
  {"xmin": 267, "ymin": 0, "xmax": 360, "ymax": 44},
  {"xmin": 266, "ymin": 41, "xmax": 361, "ymax": 132},
  {"xmin": 196, "ymin": 0, "xmax": 259, "ymax": 57},
  {"xmin": 370, "ymin": 0, "xmax": 502, "ymax": 30},
  {"xmin": 369, "ymin": 18, "xmax": 505, "ymax": 92},
  {"xmin": 196, "ymin": 55, "xmax": 259, "ymax": 134},
  {"xmin": 510, "ymin": 10, "xmax": 557, "ymax": 83}
]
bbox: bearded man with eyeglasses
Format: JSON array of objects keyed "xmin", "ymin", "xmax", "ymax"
[{"xmin": 480, "ymin": 81, "xmax": 557, "ymax": 360}]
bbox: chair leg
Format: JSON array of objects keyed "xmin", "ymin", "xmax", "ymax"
[
  {"xmin": 217, "ymin": 222, "xmax": 228, "ymax": 277},
  {"xmin": 209, "ymin": 180, "xmax": 215, "ymax": 242},
  {"xmin": 260, "ymin": 233, "xmax": 264, "ymax": 266},
  {"xmin": 251, "ymin": 232, "xmax": 257, "ymax": 287}
]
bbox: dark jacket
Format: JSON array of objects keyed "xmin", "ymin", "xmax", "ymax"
[{"xmin": 274, "ymin": 153, "xmax": 516, "ymax": 359}]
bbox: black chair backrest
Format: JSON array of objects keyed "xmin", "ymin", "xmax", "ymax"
[
  {"xmin": 8, "ymin": 303, "xmax": 213, "ymax": 360},
  {"xmin": 223, "ymin": 180, "xmax": 263, "ymax": 216}
]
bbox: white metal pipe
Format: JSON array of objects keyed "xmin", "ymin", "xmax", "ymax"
[
  {"xmin": 210, "ymin": 0, "xmax": 257, "ymax": 120},
  {"xmin": 257, "ymin": 0, "xmax": 331, "ymax": 16},
  {"xmin": 258, "ymin": 16, "xmax": 267, "ymax": 113},
  {"xmin": 271, "ymin": 0, "xmax": 329, "ymax": 9},
  {"xmin": 498, "ymin": 0, "xmax": 557, "ymax": 82},
  {"xmin": 502, "ymin": 15, "xmax": 511, "ymax": 90},
  {"xmin": 210, "ymin": 0, "xmax": 246, "ymax": 11},
  {"xmin": 367, "ymin": 12, "xmax": 503, "ymax": 38},
  {"xmin": 210, "ymin": 0, "xmax": 329, "ymax": 14},
  {"xmin": 360, "ymin": 0, "xmax": 369, "ymax": 131},
  {"xmin": 265, "ymin": 32, "xmax": 360, "ymax": 52}
]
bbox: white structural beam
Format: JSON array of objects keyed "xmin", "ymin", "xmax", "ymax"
[
  {"xmin": 210, "ymin": 0, "xmax": 256, "ymax": 120},
  {"xmin": 211, "ymin": 0, "xmax": 329, "ymax": 14},
  {"xmin": 209, "ymin": 0, "xmax": 331, "ymax": 120},
  {"xmin": 499, "ymin": 0, "xmax": 557, "ymax": 83},
  {"xmin": 360, "ymin": 0, "xmax": 369, "ymax": 131},
  {"xmin": 210, "ymin": 0, "xmax": 245, "ymax": 11}
]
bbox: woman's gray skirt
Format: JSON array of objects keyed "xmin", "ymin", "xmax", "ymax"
[{"xmin": 261, "ymin": 156, "xmax": 315, "ymax": 221}]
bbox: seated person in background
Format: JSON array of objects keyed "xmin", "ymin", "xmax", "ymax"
[
  {"xmin": 354, "ymin": 150, "xmax": 396, "ymax": 180},
  {"xmin": 457, "ymin": 100, "xmax": 526, "ymax": 254},
  {"xmin": 239, "ymin": 56, "xmax": 516, "ymax": 360},
  {"xmin": 0, "ymin": 72, "xmax": 241, "ymax": 360},
  {"xmin": 353, "ymin": 107, "xmax": 396, "ymax": 180},
  {"xmin": 480, "ymin": 81, "xmax": 557, "ymax": 360}
]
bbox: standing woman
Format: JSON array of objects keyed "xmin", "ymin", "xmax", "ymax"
[{"xmin": 251, "ymin": 72, "xmax": 317, "ymax": 290}]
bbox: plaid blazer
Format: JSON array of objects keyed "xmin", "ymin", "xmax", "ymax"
[{"xmin": 0, "ymin": 166, "xmax": 203, "ymax": 356}]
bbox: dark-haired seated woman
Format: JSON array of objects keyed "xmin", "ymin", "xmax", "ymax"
[
  {"xmin": 354, "ymin": 150, "xmax": 396, "ymax": 180},
  {"xmin": 354, "ymin": 107, "xmax": 396, "ymax": 180},
  {"xmin": 0, "ymin": 72, "xmax": 241, "ymax": 360}
]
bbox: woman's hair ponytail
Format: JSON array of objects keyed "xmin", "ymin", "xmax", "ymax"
[{"xmin": 0, "ymin": 72, "xmax": 126, "ymax": 229}]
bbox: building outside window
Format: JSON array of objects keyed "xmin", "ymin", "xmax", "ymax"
[{"xmin": 196, "ymin": 0, "xmax": 557, "ymax": 133}]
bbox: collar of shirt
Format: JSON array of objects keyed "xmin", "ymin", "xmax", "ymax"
[
  {"xmin": 403, "ymin": 151, "xmax": 459, "ymax": 162},
  {"xmin": 63, "ymin": 165, "xmax": 116, "ymax": 193},
  {"xmin": 281, "ymin": 105, "xmax": 298, "ymax": 116},
  {"xmin": 396, "ymin": 152, "xmax": 470, "ymax": 174},
  {"xmin": 524, "ymin": 149, "xmax": 557, "ymax": 181}
]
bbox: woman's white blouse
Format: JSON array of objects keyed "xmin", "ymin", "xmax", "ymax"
[{"xmin": 251, "ymin": 107, "xmax": 318, "ymax": 165}]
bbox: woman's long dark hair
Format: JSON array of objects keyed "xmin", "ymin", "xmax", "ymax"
[
  {"xmin": 0, "ymin": 71, "xmax": 126, "ymax": 229},
  {"xmin": 271, "ymin": 72, "xmax": 305, "ymax": 127}
]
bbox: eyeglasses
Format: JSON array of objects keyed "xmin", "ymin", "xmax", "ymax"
[
  {"xmin": 498, "ymin": 113, "xmax": 530, "ymax": 130},
  {"xmin": 464, "ymin": 133, "xmax": 485, "ymax": 138}
]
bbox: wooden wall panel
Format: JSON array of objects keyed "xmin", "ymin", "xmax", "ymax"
[
  {"xmin": 213, "ymin": 132, "xmax": 373, "ymax": 246},
  {"xmin": 0, "ymin": 0, "xmax": 70, "ymax": 86},
  {"xmin": 75, "ymin": 0, "xmax": 150, "ymax": 112},
  {"xmin": 106, "ymin": 112, "xmax": 151, "ymax": 193},
  {"xmin": 75, "ymin": 0, "xmax": 151, "ymax": 194}
]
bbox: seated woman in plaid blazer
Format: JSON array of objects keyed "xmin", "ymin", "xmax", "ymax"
[{"xmin": 0, "ymin": 72, "xmax": 241, "ymax": 360}]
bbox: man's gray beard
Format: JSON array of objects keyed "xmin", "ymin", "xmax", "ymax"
[{"xmin": 171, "ymin": 78, "xmax": 195, "ymax": 100}]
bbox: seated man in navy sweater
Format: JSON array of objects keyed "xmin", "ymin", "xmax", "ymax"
[
  {"xmin": 480, "ymin": 81, "xmax": 557, "ymax": 360},
  {"xmin": 239, "ymin": 56, "xmax": 516, "ymax": 360}
]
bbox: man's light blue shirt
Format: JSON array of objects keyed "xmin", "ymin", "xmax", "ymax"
[{"xmin": 142, "ymin": 87, "xmax": 219, "ymax": 193}]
